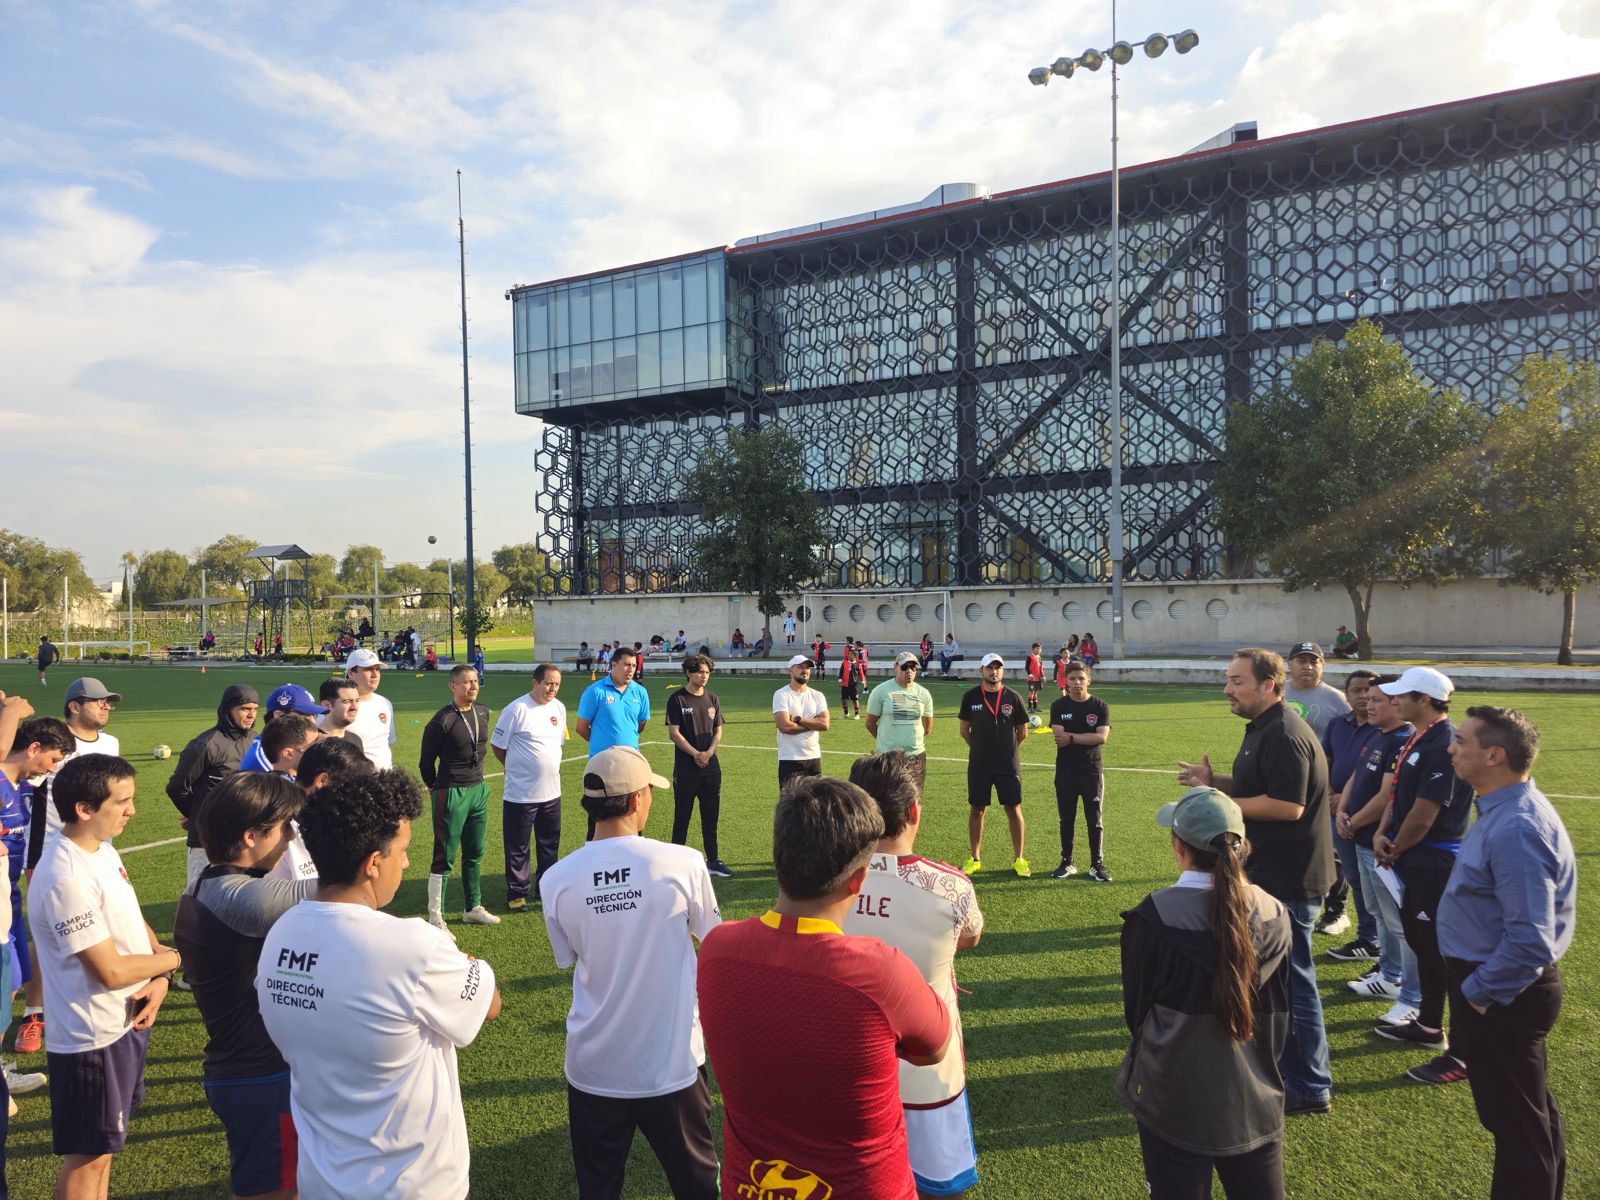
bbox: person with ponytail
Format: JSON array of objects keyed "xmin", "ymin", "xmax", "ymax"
[{"xmin": 1117, "ymin": 787, "xmax": 1293, "ymax": 1199}]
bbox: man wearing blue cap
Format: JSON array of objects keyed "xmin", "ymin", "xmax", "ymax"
[{"xmin": 238, "ymin": 685, "xmax": 326, "ymax": 773}]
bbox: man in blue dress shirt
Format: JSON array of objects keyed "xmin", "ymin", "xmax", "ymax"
[
  {"xmin": 1438, "ymin": 706, "xmax": 1575, "ymax": 1200},
  {"xmin": 575, "ymin": 646, "xmax": 651, "ymax": 839}
]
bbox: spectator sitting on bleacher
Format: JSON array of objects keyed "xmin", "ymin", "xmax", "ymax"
[
  {"xmin": 576, "ymin": 641, "xmax": 594, "ymax": 669},
  {"xmin": 672, "ymin": 631, "xmax": 688, "ymax": 654},
  {"xmin": 939, "ymin": 635, "xmax": 962, "ymax": 678},
  {"xmin": 597, "ymin": 643, "xmax": 613, "ymax": 670},
  {"xmin": 730, "ymin": 630, "xmax": 747, "ymax": 657}
]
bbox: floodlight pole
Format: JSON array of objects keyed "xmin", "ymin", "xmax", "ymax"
[
  {"xmin": 457, "ymin": 171, "xmax": 478, "ymax": 659},
  {"xmin": 1106, "ymin": 0, "xmax": 1127, "ymax": 661}
]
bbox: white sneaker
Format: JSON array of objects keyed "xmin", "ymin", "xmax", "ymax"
[
  {"xmin": 1378, "ymin": 1002, "xmax": 1419, "ymax": 1027},
  {"xmin": 426, "ymin": 912, "xmax": 456, "ymax": 940},
  {"xmin": 1315, "ymin": 911, "xmax": 1352, "ymax": 937},
  {"xmin": 3, "ymin": 1061, "xmax": 46, "ymax": 1095},
  {"xmin": 462, "ymin": 906, "xmax": 501, "ymax": 926},
  {"xmin": 1347, "ymin": 973, "xmax": 1401, "ymax": 999},
  {"xmin": 6, "ymin": 1094, "xmax": 14, "ymax": 1117}
]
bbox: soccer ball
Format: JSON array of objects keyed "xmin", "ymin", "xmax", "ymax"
[
  {"xmin": 152, "ymin": 744, "xmax": 172, "ymax": 760},
  {"xmin": 1028, "ymin": 714, "xmax": 1043, "ymax": 729}
]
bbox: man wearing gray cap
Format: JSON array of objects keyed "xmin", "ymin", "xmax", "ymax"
[
  {"xmin": 28, "ymin": 678, "xmax": 123, "ymax": 869},
  {"xmin": 865, "ymin": 653, "xmax": 935, "ymax": 791},
  {"xmin": 539, "ymin": 746, "xmax": 721, "ymax": 1199}
]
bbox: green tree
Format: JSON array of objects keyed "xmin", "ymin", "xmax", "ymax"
[
  {"xmin": 460, "ymin": 595, "xmax": 496, "ymax": 649},
  {"xmin": 492, "ymin": 543, "xmax": 563, "ymax": 606},
  {"xmin": 193, "ymin": 534, "xmax": 264, "ymax": 596},
  {"xmin": 302, "ymin": 553, "xmax": 341, "ymax": 605},
  {"xmin": 684, "ymin": 424, "xmax": 825, "ymax": 643},
  {"xmin": 1216, "ymin": 320, "xmax": 1485, "ymax": 658},
  {"xmin": 134, "ymin": 549, "xmax": 192, "ymax": 607},
  {"xmin": 338, "ymin": 545, "xmax": 387, "ymax": 592},
  {"xmin": 1475, "ymin": 355, "xmax": 1600, "ymax": 665},
  {"xmin": 0, "ymin": 530, "xmax": 101, "ymax": 612}
]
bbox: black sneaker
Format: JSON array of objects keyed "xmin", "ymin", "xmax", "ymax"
[
  {"xmin": 1406, "ymin": 1053, "xmax": 1468, "ymax": 1085},
  {"xmin": 1373, "ymin": 1019, "xmax": 1445, "ymax": 1047},
  {"xmin": 1284, "ymin": 1092, "xmax": 1333, "ymax": 1116},
  {"xmin": 1049, "ymin": 862, "xmax": 1077, "ymax": 880},
  {"xmin": 1326, "ymin": 939, "xmax": 1379, "ymax": 962},
  {"xmin": 1087, "ymin": 863, "xmax": 1113, "ymax": 883},
  {"xmin": 707, "ymin": 860, "xmax": 735, "ymax": 879}
]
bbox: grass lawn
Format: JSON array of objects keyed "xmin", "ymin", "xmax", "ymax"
[{"xmin": 2, "ymin": 661, "xmax": 1595, "ymax": 1198}]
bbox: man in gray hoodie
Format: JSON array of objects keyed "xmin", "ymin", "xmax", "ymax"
[{"xmin": 166, "ymin": 683, "xmax": 260, "ymax": 890}]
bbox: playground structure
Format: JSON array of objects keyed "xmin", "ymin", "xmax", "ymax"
[{"xmin": 243, "ymin": 544, "xmax": 316, "ymax": 658}]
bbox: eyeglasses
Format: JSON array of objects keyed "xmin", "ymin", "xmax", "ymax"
[{"xmin": 77, "ymin": 697, "xmax": 115, "ymax": 707}]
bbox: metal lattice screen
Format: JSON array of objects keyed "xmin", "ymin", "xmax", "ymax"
[{"xmin": 526, "ymin": 80, "xmax": 1599, "ymax": 595}]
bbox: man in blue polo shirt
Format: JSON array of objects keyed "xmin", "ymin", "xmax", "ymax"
[{"xmin": 576, "ymin": 646, "xmax": 650, "ymax": 838}]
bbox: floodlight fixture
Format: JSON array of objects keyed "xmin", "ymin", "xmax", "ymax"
[
  {"xmin": 1029, "ymin": 66, "xmax": 1051, "ymax": 86},
  {"xmin": 1077, "ymin": 47, "xmax": 1104, "ymax": 71},
  {"xmin": 1109, "ymin": 40, "xmax": 1134, "ymax": 65},
  {"xmin": 1174, "ymin": 29, "xmax": 1199, "ymax": 53},
  {"xmin": 1052, "ymin": 56, "xmax": 1076, "ymax": 78},
  {"xmin": 1143, "ymin": 33, "xmax": 1168, "ymax": 58}
]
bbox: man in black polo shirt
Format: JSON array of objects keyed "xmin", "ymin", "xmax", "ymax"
[
  {"xmin": 666, "ymin": 654, "xmax": 732, "ymax": 879},
  {"xmin": 1179, "ymin": 646, "xmax": 1334, "ymax": 1115},
  {"xmin": 1373, "ymin": 666, "xmax": 1475, "ymax": 1086},
  {"xmin": 959, "ymin": 653, "xmax": 1030, "ymax": 877},
  {"xmin": 1048, "ymin": 660, "xmax": 1111, "ymax": 882},
  {"xmin": 418, "ymin": 664, "xmax": 498, "ymax": 932}
]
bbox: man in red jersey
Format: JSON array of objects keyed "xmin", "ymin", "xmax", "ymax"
[
  {"xmin": 698, "ymin": 776, "xmax": 951, "ymax": 1200},
  {"xmin": 1025, "ymin": 642, "xmax": 1044, "ymax": 713}
]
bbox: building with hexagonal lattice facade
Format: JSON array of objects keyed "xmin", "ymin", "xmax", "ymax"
[{"xmin": 508, "ymin": 75, "xmax": 1598, "ymax": 651}]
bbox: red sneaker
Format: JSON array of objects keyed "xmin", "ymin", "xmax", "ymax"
[{"xmin": 13, "ymin": 1014, "xmax": 44, "ymax": 1056}]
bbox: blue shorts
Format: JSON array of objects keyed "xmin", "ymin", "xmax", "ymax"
[
  {"xmin": 47, "ymin": 1026, "xmax": 150, "ymax": 1156},
  {"xmin": 204, "ymin": 1072, "xmax": 297, "ymax": 1196}
]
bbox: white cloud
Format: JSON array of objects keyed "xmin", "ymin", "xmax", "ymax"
[{"xmin": 0, "ymin": 186, "xmax": 159, "ymax": 283}]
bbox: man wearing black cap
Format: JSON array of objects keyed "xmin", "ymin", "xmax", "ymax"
[
  {"xmin": 167, "ymin": 684, "xmax": 260, "ymax": 891},
  {"xmin": 959, "ymin": 654, "xmax": 1030, "ymax": 878},
  {"xmin": 539, "ymin": 746, "xmax": 721, "ymax": 1199},
  {"xmin": 1283, "ymin": 643, "xmax": 1350, "ymax": 738}
]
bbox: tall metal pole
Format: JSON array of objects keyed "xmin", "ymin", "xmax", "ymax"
[
  {"xmin": 3, "ymin": 575, "xmax": 8, "ymax": 661},
  {"xmin": 62, "ymin": 577, "xmax": 68, "ymax": 661},
  {"xmin": 457, "ymin": 171, "xmax": 478, "ymax": 657},
  {"xmin": 1106, "ymin": 0, "xmax": 1128, "ymax": 661},
  {"xmin": 447, "ymin": 558, "xmax": 456, "ymax": 661},
  {"xmin": 127, "ymin": 563, "xmax": 134, "ymax": 657}
]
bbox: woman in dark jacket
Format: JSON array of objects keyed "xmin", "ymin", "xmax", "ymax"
[{"xmin": 1118, "ymin": 786, "xmax": 1292, "ymax": 1200}]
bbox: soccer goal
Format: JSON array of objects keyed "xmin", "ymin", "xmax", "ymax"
[
  {"xmin": 66, "ymin": 639, "xmax": 151, "ymax": 662},
  {"xmin": 796, "ymin": 589, "xmax": 953, "ymax": 654}
]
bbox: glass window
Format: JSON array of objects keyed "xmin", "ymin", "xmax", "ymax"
[
  {"xmin": 684, "ymin": 260, "xmax": 708, "ymax": 325},
  {"xmin": 526, "ymin": 350, "xmax": 550, "ymax": 406},
  {"xmin": 708, "ymin": 263, "xmax": 725, "ymax": 321},
  {"xmin": 683, "ymin": 323, "xmax": 708, "ymax": 384},
  {"xmin": 570, "ymin": 283, "xmax": 591, "ymax": 343},
  {"xmin": 552, "ymin": 346, "xmax": 569, "ymax": 402},
  {"xmin": 591, "ymin": 280, "xmax": 612, "ymax": 341},
  {"xmin": 612, "ymin": 276, "xmax": 636, "ymax": 337},
  {"xmin": 614, "ymin": 336, "xmax": 638, "ymax": 392},
  {"xmin": 591, "ymin": 339, "xmax": 614, "ymax": 396},
  {"xmin": 637, "ymin": 271, "xmax": 659, "ymax": 333},
  {"xmin": 708, "ymin": 322, "xmax": 727, "ymax": 382},
  {"xmin": 570, "ymin": 343, "xmax": 591, "ymax": 399},
  {"xmin": 660, "ymin": 266, "xmax": 683, "ymax": 328},
  {"xmin": 521, "ymin": 293, "xmax": 551, "ymax": 352},
  {"xmin": 659, "ymin": 326, "xmax": 684, "ymax": 387},
  {"xmin": 637, "ymin": 332, "xmax": 660, "ymax": 391},
  {"xmin": 553, "ymin": 289, "xmax": 569, "ymax": 346}
]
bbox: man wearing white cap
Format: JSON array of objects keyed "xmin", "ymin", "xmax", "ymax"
[
  {"xmin": 959, "ymin": 654, "xmax": 1031, "ymax": 877},
  {"xmin": 539, "ymin": 746, "xmax": 721, "ymax": 1199},
  {"xmin": 773, "ymin": 655, "xmax": 830, "ymax": 794},
  {"xmin": 1372, "ymin": 666, "xmax": 1476, "ymax": 1086},
  {"xmin": 343, "ymin": 648, "xmax": 395, "ymax": 770}
]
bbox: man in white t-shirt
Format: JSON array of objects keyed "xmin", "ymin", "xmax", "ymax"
[
  {"xmin": 29, "ymin": 755, "xmax": 182, "ymax": 1200},
  {"xmin": 773, "ymin": 654, "xmax": 831, "ymax": 796},
  {"xmin": 540, "ymin": 746, "xmax": 720, "ymax": 1199},
  {"xmin": 258, "ymin": 769, "xmax": 500, "ymax": 1200},
  {"xmin": 843, "ymin": 750, "xmax": 985, "ymax": 1198},
  {"xmin": 491, "ymin": 664, "xmax": 567, "ymax": 913},
  {"xmin": 343, "ymin": 648, "xmax": 396, "ymax": 769}
]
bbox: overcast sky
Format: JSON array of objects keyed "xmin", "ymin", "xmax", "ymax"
[{"xmin": 2, "ymin": 0, "xmax": 1596, "ymax": 584}]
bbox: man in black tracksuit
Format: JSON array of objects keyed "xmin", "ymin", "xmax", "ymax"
[
  {"xmin": 167, "ymin": 683, "xmax": 260, "ymax": 891},
  {"xmin": 1049, "ymin": 660, "xmax": 1112, "ymax": 882},
  {"xmin": 419, "ymin": 664, "xmax": 495, "ymax": 932}
]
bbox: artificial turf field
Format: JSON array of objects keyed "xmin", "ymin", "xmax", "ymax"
[{"xmin": 1, "ymin": 660, "xmax": 1595, "ymax": 1199}]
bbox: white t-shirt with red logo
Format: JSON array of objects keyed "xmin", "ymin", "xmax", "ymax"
[
  {"xmin": 843, "ymin": 852, "xmax": 984, "ymax": 1106},
  {"xmin": 29, "ymin": 834, "xmax": 155, "ymax": 1053},
  {"xmin": 490, "ymin": 694, "xmax": 567, "ymax": 804},
  {"xmin": 257, "ymin": 902, "xmax": 495, "ymax": 1200},
  {"xmin": 346, "ymin": 693, "xmax": 396, "ymax": 769}
]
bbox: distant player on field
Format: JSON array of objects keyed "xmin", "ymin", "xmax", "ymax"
[{"xmin": 1025, "ymin": 643, "xmax": 1044, "ymax": 713}]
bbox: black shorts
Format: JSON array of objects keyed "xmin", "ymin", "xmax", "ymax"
[
  {"xmin": 48, "ymin": 1026, "xmax": 151, "ymax": 1156},
  {"xmin": 778, "ymin": 759, "xmax": 822, "ymax": 791},
  {"xmin": 840, "ymin": 684, "xmax": 858, "ymax": 700},
  {"xmin": 967, "ymin": 768, "xmax": 1022, "ymax": 809}
]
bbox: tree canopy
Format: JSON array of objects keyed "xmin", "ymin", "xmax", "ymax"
[
  {"xmin": 1216, "ymin": 320, "xmax": 1485, "ymax": 657},
  {"xmin": 1474, "ymin": 355, "xmax": 1600, "ymax": 664},
  {"xmin": 0, "ymin": 531, "xmax": 101, "ymax": 612},
  {"xmin": 683, "ymin": 424, "xmax": 825, "ymax": 632}
]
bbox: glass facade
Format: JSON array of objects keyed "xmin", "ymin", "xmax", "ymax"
[
  {"xmin": 515, "ymin": 77, "xmax": 1600, "ymax": 595},
  {"xmin": 512, "ymin": 252, "xmax": 741, "ymax": 411}
]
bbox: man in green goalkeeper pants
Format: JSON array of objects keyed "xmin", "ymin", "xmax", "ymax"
[{"xmin": 419, "ymin": 663, "xmax": 501, "ymax": 931}]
